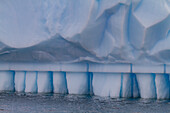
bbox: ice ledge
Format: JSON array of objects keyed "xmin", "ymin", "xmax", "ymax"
[{"xmin": 0, "ymin": 62, "xmax": 167, "ymax": 73}]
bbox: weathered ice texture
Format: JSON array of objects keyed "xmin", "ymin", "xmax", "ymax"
[
  {"xmin": 0, "ymin": 0, "xmax": 170, "ymax": 99},
  {"xmin": 0, "ymin": 0, "xmax": 169, "ymax": 64}
]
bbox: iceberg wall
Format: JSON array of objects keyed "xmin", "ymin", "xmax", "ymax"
[
  {"xmin": 0, "ymin": 63, "xmax": 168, "ymax": 99},
  {"xmin": 0, "ymin": 67, "xmax": 170, "ymax": 99},
  {"xmin": 0, "ymin": 0, "xmax": 170, "ymax": 99}
]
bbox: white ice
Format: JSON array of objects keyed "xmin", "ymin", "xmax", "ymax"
[
  {"xmin": 92, "ymin": 73, "xmax": 121, "ymax": 98},
  {"xmin": 66, "ymin": 72, "xmax": 89, "ymax": 94},
  {"xmin": 0, "ymin": 71, "xmax": 14, "ymax": 91},
  {"xmin": 37, "ymin": 72, "xmax": 52, "ymax": 93},
  {"xmin": 136, "ymin": 74, "xmax": 156, "ymax": 98},
  {"xmin": 53, "ymin": 72, "xmax": 67, "ymax": 93},
  {"xmin": 155, "ymin": 74, "xmax": 169, "ymax": 99},
  {"xmin": 15, "ymin": 71, "xmax": 25, "ymax": 92},
  {"xmin": 25, "ymin": 72, "xmax": 37, "ymax": 93}
]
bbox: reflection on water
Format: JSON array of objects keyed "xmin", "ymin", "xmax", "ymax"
[{"xmin": 0, "ymin": 92, "xmax": 169, "ymax": 113}]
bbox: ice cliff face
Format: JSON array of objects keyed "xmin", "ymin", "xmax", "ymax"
[{"xmin": 0, "ymin": 0, "xmax": 170, "ymax": 64}]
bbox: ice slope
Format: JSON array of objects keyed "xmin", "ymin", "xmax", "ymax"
[{"xmin": 0, "ymin": 0, "xmax": 169, "ymax": 64}]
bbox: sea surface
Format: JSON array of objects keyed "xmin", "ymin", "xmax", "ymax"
[{"xmin": 0, "ymin": 92, "xmax": 169, "ymax": 113}]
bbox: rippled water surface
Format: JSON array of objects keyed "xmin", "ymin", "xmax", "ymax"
[{"xmin": 0, "ymin": 93, "xmax": 169, "ymax": 113}]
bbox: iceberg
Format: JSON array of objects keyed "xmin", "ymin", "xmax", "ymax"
[{"xmin": 0, "ymin": 0, "xmax": 170, "ymax": 99}]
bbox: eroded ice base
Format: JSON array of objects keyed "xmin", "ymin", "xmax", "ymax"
[
  {"xmin": 0, "ymin": 63, "xmax": 169, "ymax": 99},
  {"xmin": 0, "ymin": 71, "xmax": 170, "ymax": 99}
]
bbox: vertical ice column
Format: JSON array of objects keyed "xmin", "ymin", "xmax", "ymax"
[
  {"xmin": 0, "ymin": 71, "xmax": 14, "ymax": 91},
  {"xmin": 136, "ymin": 74, "xmax": 156, "ymax": 98},
  {"xmin": 155, "ymin": 74, "xmax": 169, "ymax": 99},
  {"xmin": 37, "ymin": 72, "xmax": 53, "ymax": 93},
  {"xmin": 122, "ymin": 74, "xmax": 132, "ymax": 98},
  {"xmin": 53, "ymin": 72, "xmax": 67, "ymax": 94},
  {"xmin": 132, "ymin": 74, "xmax": 140, "ymax": 98},
  {"xmin": 25, "ymin": 72, "xmax": 37, "ymax": 93},
  {"xmin": 66, "ymin": 72, "xmax": 89, "ymax": 94},
  {"xmin": 93, "ymin": 73, "xmax": 121, "ymax": 98},
  {"xmin": 122, "ymin": 73, "xmax": 140, "ymax": 98},
  {"xmin": 15, "ymin": 71, "xmax": 25, "ymax": 92}
]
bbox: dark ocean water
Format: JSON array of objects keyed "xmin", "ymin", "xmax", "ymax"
[{"xmin": 0, "ymin": 92, "xmax": 169, "ymax": 113}]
